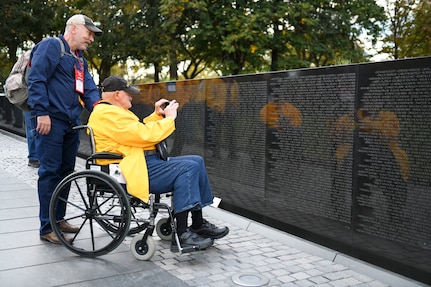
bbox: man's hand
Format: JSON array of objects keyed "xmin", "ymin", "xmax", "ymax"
[
  {"xmin": 36, "ymin": 115, "xmax": 51, "ymax": 135},
  {"xmin": 164, "ymin": 100, "xmax": 179, "ymax": 119},
  {"xmin": 155, "ymin": 99, "xmax": 169, "ymax": 115},
  {"xmin": 155, "ymin": 99, "xmax": 179, "ymax": 119}
]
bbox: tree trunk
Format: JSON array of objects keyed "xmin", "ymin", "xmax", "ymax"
[{"xmin": 154, "ymin": 62, "xmax": 160, "ymax": 82}]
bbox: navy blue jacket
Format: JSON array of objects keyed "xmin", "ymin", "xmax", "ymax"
[{"xmin": 28, "ymin": 35, "xmax": 100, "ymax": 124}]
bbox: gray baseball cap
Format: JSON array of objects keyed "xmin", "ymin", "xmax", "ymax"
[{"xmin": 66, "ymin": 14, "xmax": 102, "ymax": 35}]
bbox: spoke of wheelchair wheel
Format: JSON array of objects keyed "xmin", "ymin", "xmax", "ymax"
[
  {"xmin": 70, "ymin": 217, "xmax": 88, "ymax": 242},
  {"xmin": 57, "ymin": 195, "xmax": 86, "ymax": 214},
  {"xmin": 96, "ymin": 195, "xmax": 123, "ymax": 217},
  {"xmin": 98, "ymin": 192, "xmax": 121, "ymax": 208},
  {"xmin": 73, "ymin": 178, "xmax": 90, "ymax": 210},
  {"xmin": 97, "ymin": 194, "xmax": 127, "ymax": 222},
  {"xmin": 62, "ymin": 214, "xmax": 87, "ymax": 235},
  {"xmin": 89, "ymin": 218, "xmax": 97, "ymax": 251},
  {"xmin": 101, "ymin": 203, "xmax": 116, "ymax": 215},
  {"xmin": 130, "ymin": 211, "xmax": 142, "ymax": 224},
  {"xmin": 62, "ymin": 214, "xmax": 84, "ymax": 222},
  {"xmin": 94, "ymin": 217, "xmax": 119, "ymax": 239}
]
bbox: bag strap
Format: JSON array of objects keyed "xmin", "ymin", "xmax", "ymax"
[
  {"xmin": 55, "ymin": 37, "xmax": 65, "ymax": 57},
  {"xmin": 25, "ymin": 37, "xmax": 72, "ymax": 85},
  {"xmin": 53, "ymin": 36, "xmax": 73, "ymax": 58}
]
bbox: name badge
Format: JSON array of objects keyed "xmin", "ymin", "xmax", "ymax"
[{"xmin": 74, "ymin": 63, "xmax": 84, "ymax": 94}]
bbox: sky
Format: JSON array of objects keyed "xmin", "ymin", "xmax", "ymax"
[{"xmin": 367, "ymin": 0, "xmax": 392, "ymax": 62}]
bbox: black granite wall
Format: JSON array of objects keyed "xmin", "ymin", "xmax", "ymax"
[{"xmin": 129, "ymin": 57, "xmax": 431, "ymax": 284}]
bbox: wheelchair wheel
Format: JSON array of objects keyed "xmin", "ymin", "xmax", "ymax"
[
  {"xmin": 156, "ymin": 217, "xmax": 173, "ymax": 241},
  {"xmin": 50, "ymin": 170, "xmax": 131, "ymax": 257},
  {"xmin": 130, "ymin": 234, "xmax": 156, "ymax": 261}
]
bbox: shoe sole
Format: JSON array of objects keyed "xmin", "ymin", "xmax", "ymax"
[
  {"xmin": 40, "ymin": 236, "xmax": 61, "ymax": 244},
  {"xmin": 60, "ymin": 228, "xmax": 79, "ymax": 233},
  {"xmin": 193, "ymin": 227, "xmax": 229, "ymax": 239},
  {"xmin": 40, "ymin": 234, "xmax": 73, "ymax": 244}
]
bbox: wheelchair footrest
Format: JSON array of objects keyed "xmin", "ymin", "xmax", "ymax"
[
  {"xmin": 180, "ymin": 245, "xmax": 201, "ymax": 254},
  {"xmin": 170, "ymin": 244, "xmax": 201, "ymax": 254}
]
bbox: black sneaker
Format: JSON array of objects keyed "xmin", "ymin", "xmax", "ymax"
[
  {"xmin": 190, "ymin": 219, "xmax": 229, "ymax": 239},
  {"xmin": 170, "ymin": 229, "xmax": 213, "ymax": 253}
]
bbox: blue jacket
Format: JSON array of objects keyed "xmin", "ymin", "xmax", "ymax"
[{"xmin": 28, "ymin": 35, "xmax": 100, "ymax": 124}]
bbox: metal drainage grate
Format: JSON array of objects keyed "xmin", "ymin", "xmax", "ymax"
[{"xmin": 231, "ymin": 273, "xmax": 269, "ymax": 286}]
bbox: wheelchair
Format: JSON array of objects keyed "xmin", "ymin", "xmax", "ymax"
[{"xmin": 49, "ymin": 125, "xmax": 200, "ymax": 260}]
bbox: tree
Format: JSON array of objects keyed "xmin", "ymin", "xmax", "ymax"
[
  {"xmin": 174, "ymin": 0, "xmax": 269, "ymax": 76},
  {"xmin": 0, "ymin": 0, "xmax": 161, "ymax": 84},
  {"xmin": 131, "ymin": 0, "xmax": 171, "ymax": 82},
  {"xmin": 284, "ymin": 0, "xmax": 386, "ymax": 67},
  {"xmin": 0, "ymin": 0, "xmax": 65, "ymax": 66},
  {"xmin": 159, "ymin": 0, "xmax": 386, "ymax": 76},
  {"xmin": 68, "ymin": 1, "xmax": 144, "ymax": 82},
  {"xmin": 259, "ymin": 0, "xmax": 298, "ymax": 71},
  {"xmin": 1, "ymin": 0, "xmax": 390, "ymax": 84},
  {"xmin": 0, "ymin": 0, "xmax": 66, "ymax": 83},
  {"xmin": 160, "ymin": 0, "xmax": 210, "ymax": 80},
  {"xmin": 381, "ymin": 0, "xmax": 431, "ymax": 59}
]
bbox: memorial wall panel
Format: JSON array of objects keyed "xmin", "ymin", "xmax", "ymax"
[
  {"xmin": 265, "ymin": 68, "xmax": 356, "ymax": 226},
  {"xmin": 203, "ymin": 76, "xmax": 268, "ymax": 214},
  {"xmin": 101, "ymin": 57, "xmax": 430, "ymax": 284},
  {"xmin": 353, "ymin": 59, "xmax": 431, "ymax": 281}
]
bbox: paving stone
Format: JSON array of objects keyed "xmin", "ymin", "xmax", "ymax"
[
  {"xmin": 310, "ymin": 275, "xmax": 330, "ymax": 284},
  {"xmin": 277, "ymin": 274, "xmax": 296, "ymax": 283},
  {"xmin": 295, "ymin": 279, "xmax": 318, "ymax": 287},
  {"xmin": 291, "ymin": 271, "xmax": 312, "ymax": 280},
  {"xmin": 305, "ymin": 268, "xmax": 324, "ymax": 277}
]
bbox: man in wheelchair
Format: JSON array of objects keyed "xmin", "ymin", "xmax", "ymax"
[{"xmin": 87, "ymin": 75, "xmax": 229, "ymax": 251}]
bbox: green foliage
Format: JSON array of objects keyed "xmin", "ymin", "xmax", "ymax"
[
  {"xmin": 75, "ymin": 0, "xmax": 144, "ymax": 81},
  {"xmin": 3, "ymin": 1, "xmax": 66, "ymax": 46},
  {"xmin": 5, "ymin": 0, "xmax": 426, "ymax": 84},
  {"xmin": 0, "ymin": 0, "xmax": 68, "ymax": 83},
  {"xmin": 159, "ymin": 0, "xmax": 385, "ymax": 75},
  {"xmin": 283, "ymin": 0, "xmax": 385, "ymax": 67},
  {"xmin": 381, "ymin": 0, "xmax": 431, "ymax": 59}
]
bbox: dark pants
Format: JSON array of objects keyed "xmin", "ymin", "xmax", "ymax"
[
  {"xmin": 25, "ymin": 112, "xmax": 38, "ymax": 161},
  {"xmin": 34, "ymin": 117, "xmax": 80, "ymax": 235}
]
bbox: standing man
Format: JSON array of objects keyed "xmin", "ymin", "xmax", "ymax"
[{"xmin": 27, "ymin": 14, "xmax": 102, "ymax": 243}]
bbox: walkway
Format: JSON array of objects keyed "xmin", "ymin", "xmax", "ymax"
[{"xmin": 0, "ymin": 129, "xmax": 425, "ymax": 286}]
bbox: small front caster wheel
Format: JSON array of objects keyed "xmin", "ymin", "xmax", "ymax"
[
  {"xmin": 130, "ymin": 234, "xmax": 156, "ymax": 261},
  {"xmin": 156, "ymin": 217, "xmax": 173, "ymax": 241}
]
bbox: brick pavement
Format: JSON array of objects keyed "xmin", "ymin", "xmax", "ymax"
[{"xmin": 0, "ymin": 129, "xmax": 425, "ymax": 287}]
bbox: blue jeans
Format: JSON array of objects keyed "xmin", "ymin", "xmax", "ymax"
[
  {"xmin": 35, "ymin": 117, "xmax": 80, "ymax": 235},
  {"xmin": 146, "ymin": 154, "xmax": 214, "ymax": 214},
  {"xmin": 24, "ymin": 112, "xmax": 38, "ymax": 161}
]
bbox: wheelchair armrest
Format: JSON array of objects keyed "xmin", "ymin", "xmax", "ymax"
[
  {"xmin": 89, "ymin": 152, "xmax": 123, "ymax": 160},
  {"xmin": 73, "ymin": 125, "xmax": 89, "ymax": 131}
]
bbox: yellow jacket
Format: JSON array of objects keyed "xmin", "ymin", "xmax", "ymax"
[{"xmin": 87, "ymin": 102, "xmax": 175, "ymax": 202}]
